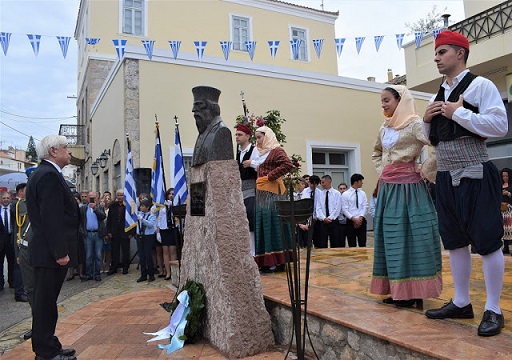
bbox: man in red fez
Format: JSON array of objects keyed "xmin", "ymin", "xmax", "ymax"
[
  {"xmin": 423, "ymin": 30, "xmax": 508, "ymax": 336},
  {"xmin": 235, "ymin": 123, "xmax": 257, "ymax": 256}
]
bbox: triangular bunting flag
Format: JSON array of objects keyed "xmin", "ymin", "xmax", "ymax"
[
  {"xmin": 141, "ymin": 40, "xmax": 155, "ymax": 60},
  {"xmin": 56, "ymin": 36, "xmax": 71, "ymax": 59},
  {"xmin": 268, "ymin": 40, "xmax": 279, "ymax": 59},
  {"xmin": 194, "ymin": 41, "xmax": 207, "ymax": 61},
  {"xmin": 27, "ymin": 34, "xmax": 41, "ymax": 57},
  {"xmin": 112, "ymin": 39, "xmax": 127, "ymax": 60},
  {"xmin": 432, "ymin": 29, "xmax": 443, "ymax": 39},
  {"xmin": 312, "ymin": 39, "xmax": 324, "ymax": 58},
  {"xmin": 85, "ymin": 38, "xmax": 100, "ymax": 45},
  {"xmin": 220, "ymin": 41, "xmax": 232, "ymax": 61},
  {"xmin": 0, "ymin": 32, "xmax": 11, "ymax": 56},
  {"xmin": 168, "ymin": 40, "xmax": 181, "ymax": 60},
  {"xmin": 395, "ymin": 33, "xmax": 405, "ymax": 49},
  {"xmin": 355, "ymin": 37, "xmax": 365, "ymax": 54},
  {"xmin": 334, "ymin": 38, "xmax": 345, "ymax": 57},
  {"xmin": 415, "ymin": 32, "xmax": 424, "ymax": 49},
  {"xmin": 290, "ymin": 39, "xmax": 302, "ymax": 60},
  {"xmin": 374, "ymin": 35, "xmax": 384, "ymax": 52},
  {"xmin": 245, "ymin": 41, "xmax": 256, "ymax": 61}
]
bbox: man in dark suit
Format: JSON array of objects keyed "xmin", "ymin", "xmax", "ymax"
[
  {"xmin": 0, "ymin": 190, "xmax": 15, "ymax": 290},
  {"xmin": 107, "ymin": 189, "xmax": 132, "ymax": 275},
  {"xmin": 26, "ymin": 134, "xmax": 79, "ymax": 360}
]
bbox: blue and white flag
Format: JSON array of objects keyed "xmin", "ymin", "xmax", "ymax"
[
  {"xmin": 0, "ymin": 32, "xmax": 11, "ymax": 56},
  {"xmin": 173, "ymin": 127, "xmax": 188, "ymax": 205},
  {"xmin": 56, "ymin": 36, "xmax": 71, "ymax": 59},
  {"xmin": 113, "ymin": 39, "xmax": 127, "ymax": 60},
  {"xmin": 194, "ymin": 41, "xmax": 207, "ymax": 61},
  {"xmin": 290, "ymin": 39, "xmax": 302, "ymax": 60},
  {"xmin": 151, "ymin": 124, "xmax": 165, "ymax": 213},
  {"xmin": 245, "ymin": 41, "xmax": 256, "ymax": 60},
  {"xmin": 355, "ymin": 37, "xmax": 365, "ymax": 54},
  {"xmin": 415, "ymin": 32, "xmax": 424, "ymax": 49},
  {"xmin": 86, "ymin": 38, "xmax": 100, "ymax": 45},
  {"xmin": 395, "ymin": 33, "xmax": 405, "ymax": 49},
  {"xmin": 141, "ymin": 40, "xmax": 155, "ymax": 60},
  {"xmin": 432, "ymin": 28, "xmax": 443, "ymax": 39},
  {"xmin": 220, "ymin": 41, "xmax": 232, "ymax": 61},
  {"xmin": 168, "ymin": 40, "xmax": 181, "ymax": 60},
  {"xmin": 268, "ymin": 40, "xmax": 279, "ymax": 59},
  {"xmin": 374, "ymin": 35, "xmax": 384, "ymax": 52},
  {"xmin": 334, "ymin": 38, "xmax": 345, "ymax": 57},
  {"xmin": 124, "ymin": 137, "xmax": 138, "ymax": 232},
  {"xmin": 312, "ymin": 39, "xmax": 324, "ymax": 58},
  {"xmin": 27, "ymin": 34, "xmax": 41, "ymax": 56}
]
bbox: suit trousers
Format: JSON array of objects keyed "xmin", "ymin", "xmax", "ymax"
[
  {"xmin": 19, "ymin": 245, "xmax": 34, "ymax": 306},
  {"xmin": 137, "ymin": 234, "xmax": 155, "ymax": 279},
  {"xmin": 347, "ymin": 218, "xmax": 367, "ymax": 247},
  {"xmin": 0, "ymin": 234, "xmax": 15, "ymax": 287},
  {"xmin": 110, "ymin": 236, "xmax": 130, "ymax": 272},
  {"xmin": 316, "ymin": 221, "xmax": 342, "ymax": 248},
  {"xmin": 32, "ymin": 266, "xmax": 67, "ymax": 358}
]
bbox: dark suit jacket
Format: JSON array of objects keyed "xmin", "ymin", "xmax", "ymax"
[
  {"xmin": 107, "ymin": 201, "xmax": 129, "ymax": 239},
  {"xmin": 26, "ymin": 160, "xmax": 80, "ymax": 268}
]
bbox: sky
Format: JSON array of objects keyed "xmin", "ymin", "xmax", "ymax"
[{"xmin": 0, "ymin": 0, "xmax": 465, "ymax": 150}]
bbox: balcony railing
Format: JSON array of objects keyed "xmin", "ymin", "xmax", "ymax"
[
  {"xmin": 449, "ymin": 0, "xmax": 512, "ymax": 44},
  {"xmin": 59, "ymin": 124, "xmax": 85, "ymax": 146}
]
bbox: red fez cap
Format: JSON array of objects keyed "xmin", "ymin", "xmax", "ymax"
[
  {"xmin": 435, "ymin": 30, "xmax": 469, "ymax": 51},
  {"xmin": 235, "ymin": 123, "xmax": 252, "ymax": 135}
]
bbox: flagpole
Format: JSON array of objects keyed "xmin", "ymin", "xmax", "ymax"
[
  {"xmin": 174, "ymin": 115, "xmax": 186, "ymax": 167},
  {"xmin": 155, "ymin": 114, "xmax": 167, "ymax": 191},
  {"xmin": 240, "ymin": 91, "xmax": 249, "ymax": 123}
]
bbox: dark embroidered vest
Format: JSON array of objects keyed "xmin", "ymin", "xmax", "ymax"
[
  {"xmin": 236, "ymin": 145, "xmax": 257, "ymax": 180},
  {"xmin": 429, "ymin": 72, "xmax": 483, "ymax": 146}
]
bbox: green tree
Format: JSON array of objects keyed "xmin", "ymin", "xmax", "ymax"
[
  {"xmin": 405, "ymin": 5, "xmax": 447, "ymax": 34},
  {"xmin": 26, "ymin": 136, "xmax": 37, "ymax": 161}
]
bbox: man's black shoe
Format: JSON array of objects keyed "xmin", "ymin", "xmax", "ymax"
[
  {"xmin": 425, "ymin": 300, "xmax": 474, "ymax": 319},
  {"xmin": 122, "ymin": 269, "xmax": 128, "ymax": 274},
  {"xmin": 107, "ymin": 269, "xmax": 117, "ymax": 275},
  {"xmin": 478, "ymin": 310, "xmax": 505, "ymax": 336},
  {"xmin": 81, "ymin": 276, "xmax": 93, "ymax": 282},
  {"xmin": 148, "ymin": 276, "xmax": 155, "ymax": 282},
  {"xmin": 136, "ymin": 277, "xmax": 147, "ymax": 283},
  {"xmin": 60, "ymin": 349, "xmax": 76, "ymax": 356},
  {"xmin": 94, "ymin": 276, "xmax": 101, "ymax": 281},
  {"xmin": 23, "ymin": 330, "xmax": 32, "ymax": 340},
  {"xmin": 15, "ymin": 294, "xmax": 29, "ymax": 302},
  {"xmin": 35, "ymin": 354, "xmax": 76, "ymax": 360}
]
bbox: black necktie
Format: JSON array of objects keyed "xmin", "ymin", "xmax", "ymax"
[
  {"xmin": 4, "ymin": 207, "xmax": 8, "ymax": 233},
  {"xmin": 325, "ymin": 190, "xmax": 330, "ymax": 217},
  {"xmin": 355, "ymin": 189, "xmax": 359, "ymax": 208}
]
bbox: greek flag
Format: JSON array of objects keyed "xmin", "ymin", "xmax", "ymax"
[
  {"xmin": 268, "ymin": 40, "xmax": 279, "ymax": 59},
  {"xmin": 124, "ymin": 138, "xmax": 138, "ymax": 232},
  {"xmin": 151, "ymin": 124, "xmax": 165, "ymax": 213},
  {"xmin": 27, "ymin": 34, "xmax": 41, "ymax": 56},
  {"xmin": 290, "ymin": 39, "xmax": 302, "ymax": 60},
  {"xmin": 142, "ymin": 40, "xmax": 155, "ymax": 60},
  {"xmin": 395, "ymin": 33, "xmax": 405, "ymax": 49},
  {"xmin": 432, "ymin": 29, "xmax": 443, "ymax": 39},
  {"xmin": 86, "ymin": 38, "xmax": 100, "ymax": 45},
  {"xmin": 355, "ymin": 37, "xmax": 365, "ymax": 54},
  {"xmin": 335, "ymin": 38, "xmax": 345, "ymax": 57},
  {"xmin": 113, "ymin": 39, "xmax": 127, "ymax": 60},
  {"xmin": 168, "ymin": 40, "xmax": 181, "ymax": 60},
  {"xmin": 220, "ymin": 41, "xmax": 232, "ymax": 61},
  {"xmin": 57, "ymin": 36, "xmax": 71, "ymax": 59},
  {"xmin": 173, "ymin": 127, "xmax": 188, "ymax": 205},
  {"xmin": 245, "ymin": 41, "xmax": 256, "ymax": 60},
  {"xmin": 0, "ymin": 32, "xmax": 11, "ymax": 56},
  {"xmin": 415, "ymin": 32, "xmax": 424, "ymax": 49},
  {"xmin": 374, "ymin": 35, "xmax": 384, "ymax": 52},
  {"xmin": 312, "ymin": 39, "xmax": 324, "ymax": 58},
  {"xmin": 194, "ymin": 41, "xmax": 207, "ymax": 61}
]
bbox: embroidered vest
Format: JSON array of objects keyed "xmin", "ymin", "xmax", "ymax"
[{"xmin": 236, "ymin": 145, "xmax": 257, "ymax": 180}]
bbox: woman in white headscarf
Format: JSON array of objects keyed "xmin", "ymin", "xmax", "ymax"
[
  {"xmin": 244, "ymin": 126, "xmax": 293, "ymax": 273},
  {"xmin": 370, "ymin": 86, "xmax": 442, "ymax": 308}
]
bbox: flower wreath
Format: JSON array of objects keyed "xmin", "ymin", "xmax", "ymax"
[{"xmin": 169, "ymin": 279, "xmax": 206, "ymax": 343}]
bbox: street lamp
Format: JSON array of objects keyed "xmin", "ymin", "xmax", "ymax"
[
  {"xmin": 91, "ymin": 161, "xmax": 99, "ymax": 176},
  {"xmin": 98, "ymin": 149, "xmax": 110, "ymax": 169}
]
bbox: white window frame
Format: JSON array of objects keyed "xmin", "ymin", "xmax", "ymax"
[
  {"xmin": 229, "ymin": 13, "xmax": 253, "ymax": 52},
  {"xmin": 306, "ymin": 140, "xmax": 361, "ymax": 178},
  {"xmin": 119, "ymin": 0, "xmax": 147, "ymax": 37},
  {"xmin": 289, "ymin": 25, "xmax": 310, "ymax": 62}
]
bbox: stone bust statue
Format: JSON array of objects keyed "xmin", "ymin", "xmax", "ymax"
[{"xmin": 191, "ymin": 86, "xmax": 234, "ymax": 167}]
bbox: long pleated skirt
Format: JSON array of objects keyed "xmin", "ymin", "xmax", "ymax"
[
  {"xmin": 370, "ymin": 181, "xmax": 443, "ymax": 300},
  {"xmin": 254, "ymin": 189, "xmax": 292, "ymax": 267}
]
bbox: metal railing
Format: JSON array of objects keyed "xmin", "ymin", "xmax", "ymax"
[
  {"xmin": 59, "ymin": 124, "xmax": 85, "ymax": 146},
  {"xmin": 449, "ymin": 0, "xmax": 512, "ymax": 44}
]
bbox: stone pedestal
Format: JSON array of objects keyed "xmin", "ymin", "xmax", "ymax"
[{"xmin": 180, "ymin": 160, "xmax": 274, "ymax": 358}]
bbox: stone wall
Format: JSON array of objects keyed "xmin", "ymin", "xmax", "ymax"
[{"xmin": 265, "ymin": 300, "xmax": 436, "ymax": 360}]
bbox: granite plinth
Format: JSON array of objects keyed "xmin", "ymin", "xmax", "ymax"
[{"xmin": 180, "ymin": 160, "xmax": 274, "ymax": 358}]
